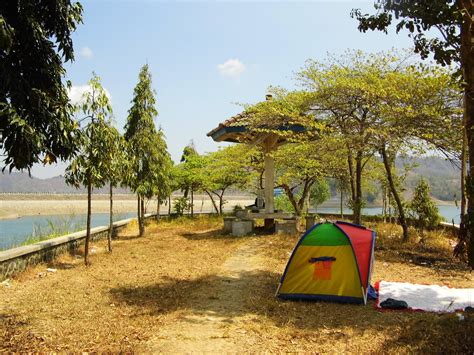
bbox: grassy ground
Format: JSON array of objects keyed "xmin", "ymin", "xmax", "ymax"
[{"xmin": 1, "ymin": 217, "xmax": 473, "ymax": 352}]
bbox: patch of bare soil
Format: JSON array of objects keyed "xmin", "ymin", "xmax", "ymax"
[{"xmin": 142, "ymin": 239, "xmax": 267, "ymax": 353}]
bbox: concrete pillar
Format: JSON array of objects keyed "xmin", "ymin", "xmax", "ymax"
[{"xmin": 264, "ymin": 152, "xmax": 275, "ymax": 214}]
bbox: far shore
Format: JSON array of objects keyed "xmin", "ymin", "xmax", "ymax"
[
  {"xmin": 0, "ymin": 194, "xmax": 254, "ymax": 220},
  {"xmin": 0, "ymin": 193, "xmax": 456, "ymax": 220}
]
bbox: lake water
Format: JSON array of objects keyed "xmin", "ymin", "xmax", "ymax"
[
  {"xmin": 316, "ymin": 205, "xmax": 461, "ymax": 225},
  {"xmin": 0, "ymin": 205, "xmax": 461, "ymax": 251},
  {"xmin": 0, "ymin": 212, "xmax": 135, "ymax": 251}
]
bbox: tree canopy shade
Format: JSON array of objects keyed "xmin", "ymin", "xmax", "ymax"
[{"xmin": 0, "ymin": 0, "xmax": 83, "ymax": 171}]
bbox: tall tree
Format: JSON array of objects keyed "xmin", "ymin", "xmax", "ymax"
[
  {"xmin": 151, "ymin": 129, "xmax": 173, "ymax": 221},
  {"xmin": 299, "ymin": 50, "xmax": 461, "ymax": 233},
  {"xmin": 179, "ymin": 142, "xmax": 199, "ymax": 216},
  {"xmin": 352, "ymin": 0, "xmax": 473, "ymax": 265},
  {"xmin": 65, "ymin": 73, "xmax": 115, "ymax": 265},
  {"xmin": 106, "ymin": 131, "xmax": 127, "ymax": 252},
  {"xmin": 0, "ymin": 0, "xmax": 83, "ymax": 171},
  {"xmin": 125, "ymin": 64, "xmax": 169, "ymax": 236}
]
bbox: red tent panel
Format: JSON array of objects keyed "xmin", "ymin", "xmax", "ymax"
[{"xmin": 336, "ymin": 222, "xmax": 374, "ymax": 289}]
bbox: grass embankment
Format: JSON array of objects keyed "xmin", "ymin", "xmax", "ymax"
[{"xmin": 0, "ymin": 217, "xmax": 472, "ymax": 352}]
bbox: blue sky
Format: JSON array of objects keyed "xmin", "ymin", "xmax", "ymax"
[{"xmin": 32, "ymin": 0, "xmax": 413, "ymax": 178}]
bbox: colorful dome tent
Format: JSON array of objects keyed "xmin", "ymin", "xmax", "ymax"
[{"xmin": 276, "ymin": 221, "xmax": 376, "ymax": 304}]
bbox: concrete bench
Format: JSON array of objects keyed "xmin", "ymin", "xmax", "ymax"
[
  {"xmin": 275, "ymin": 219, "xmax": 298, "ymax": 235},
  {"xmin": 231, "ymin": 219, "xmax": 254, "ymax": 237},
  {"xmin": 223, "ymin": 217, "xmax": 236, "ymax": 233}
]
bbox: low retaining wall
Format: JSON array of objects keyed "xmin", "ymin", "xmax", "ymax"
[{"xmin": 0, "ymin": 214, "xmax": 156, "ymax": 281}]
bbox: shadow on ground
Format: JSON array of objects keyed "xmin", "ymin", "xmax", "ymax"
[{"xmin": 109, "ymin": 267, "xmax": 474, "ymax": 353}]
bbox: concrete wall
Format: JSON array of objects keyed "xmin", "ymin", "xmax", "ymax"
[{"xmin": 0, "ymin": 214, "xmax": 156, "ymax": 281}]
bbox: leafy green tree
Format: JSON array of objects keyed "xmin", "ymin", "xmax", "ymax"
[
  {"xmin": 124, "ymin": 64, "xmax": 170, "ymax": 236},
  {"xmin": 174, "ymin": 196, "xmax": 191, "ymax": 216},
  {"xmin": 201, "ymin": 145, "xmax": 255, "ymax": 215},
  {"xmin": 299, "ymin": 50, "xmax": 461, "ymax": 235},
  {"xmin": 105, "ymin": 131, "xmax": 127, "ymax": 251},
  {"xmin": 65, "ymin": 73, "xmax": 115, "ymax": 265},
  {"xmin": 274, "ymin": 138, "xmax": 345, "ymax": 216},
  {"xmin": 352, "ymin": 0, "xmax": 473, "ymax": 267},
  {"xmin": 275, "ymin": 193, "xmax": 298, "ymax": 213},
  {"xmin": 310, "ymin": 178, "xmax": 330, "ymax": 213},
  {"xmin": 1, "ymin": 0, "xmax": 83, "ymax": 171},
  {"xmin": 409, "ymin": 178, "xmax": 442, "ymax": 240},
  {"xmin": 151, "ymin": 129, "xmax": 173, "ymax": 220},
  {"xmin": 298, "ymin": 51, "xmax": 391, "ymax": 224},
  {"xmin": 179, "ymin": 142, "xmax": 199, "ymax": 216}
]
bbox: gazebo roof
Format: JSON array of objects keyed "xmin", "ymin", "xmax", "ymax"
[
  {"xmin": 207, "ymin": 110, "xmax": 306, "ymax": 144},
  {"xmin": 206, "ymin": 112, "xmax": 250, "ymax": 143}
]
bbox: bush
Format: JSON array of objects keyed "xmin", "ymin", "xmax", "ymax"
[
  {"xmin": 409, "ymin": 178, "xmax": 441, "ymax": 236},
  {"xmin": 174, "ymin": 197, "xmax": 191, "ymax": 216},
  {"xmin": 275, "ymin": 194, "xmax": 295, "ymax": 213}
]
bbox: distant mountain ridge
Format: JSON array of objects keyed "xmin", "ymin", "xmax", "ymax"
[
  {"xmin": 0, "ymin": 156, "xmax": 461, "ymax": 200},
  {"xmin": 0, "ymin": 172, "xmax": 131, "ymax": 194},
  {"xmin": 399, "ymin": 156, "xmax": 460, "ymax": 201}
]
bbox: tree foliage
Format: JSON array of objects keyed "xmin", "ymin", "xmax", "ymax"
[
  {"xmin": 65, "ymin": 73, "xmax": 116, "ymax": 264},
  {"xmin": 124, "ymin": 64, "xmax": 171, "ymax": 235},
  {"xmin": 0, "ymin": 0, "xmax": 83, "ymax": 171},
  {"xmin": 409, "ymin": 178, "xmax": 442, "ymax": 237},
  {"xmin": 297, "ymin": 49, "xmax": 461, "ymax": 231},
  {"xmin": 351, "ymin": 1, "xmax": 462, "ymax": 67},
  {"xmin": 352, "ymin": 1, "xmax": 473, "ymax": 266}
]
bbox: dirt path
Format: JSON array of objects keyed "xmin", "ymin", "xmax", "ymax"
[{"xmin": 143, "ymin": 238, "xmax": 266, "ymax": 353}]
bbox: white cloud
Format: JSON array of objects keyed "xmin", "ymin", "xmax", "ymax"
[
  {"xmin": 67, "ymin": 84, "xmax": 111, "ymax": 105},
  {"xmin": 217, "ymin": 58, "xmax": 246, "ymax": 79},
  {"xmin": 79, "ymin": 46, "xmax": 93, "ymax": 59}
]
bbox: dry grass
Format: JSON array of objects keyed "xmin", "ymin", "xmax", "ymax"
[{"xmin": 1, "ymin": 217, "xmax": 473, "ymax": 353}]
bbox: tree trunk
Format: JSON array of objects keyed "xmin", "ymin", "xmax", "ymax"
[
  {"xmin": 297, "ymin": 180, "xmax": 313, "ymax": 215},
  {"xmin": 191, "ymin": 188, "xmax": 194, "ymax": 217},
  {"xmin": 139, "ymin": 198, "xmax": 145, "ymax": 237},
  {"xmin": 156, "ymin": 195, "xmax": 161, "ymax": 221},
  {"xmin": 219, "ymin": 192, "xmax": 224, "ymax": 215},
  {"xmin": 456, "ymin": 92, "xmax": 469, "ymax": 257},
  {"xmin": 168, "ymin": 195, "xmax": 172, "ymax": 216},
  {"xmin": 85, "ymin": 180, "xmax": 92, "ymax": 265},
  {"xmin": 347, "ymin": 150, "xmax": 356, "ymax": 203},
  {"xmin": 340, "ymin": 189, "xmax": 344, "ymax": 219},
  {"xmin": 137, "ymin": 195, "xmax": 141, "ymax": 234},
  {"xmin": 107, "ymin": 183, "xmax": 113, "ymax": 252},
  {"xmin": 460, "ymin": 0, "xmax": 474, "ymax": 267},
  {"xmin": 352, "ymin": 151, "xmax": 363, "ymax": 225},
  {"xmin": 205, "ymin": 190, "xmax": 219, "ymax": 214},
  {"xmin": 381, "ymin": 145, "xmax": 409, "ymax": 242},
  {"xmin": 281, "ymin": 184, "xmax": 301, "ymax": 216},
  {"xmin": 388, "ymin": 193, "xmax": 393, "ymax": 224}
]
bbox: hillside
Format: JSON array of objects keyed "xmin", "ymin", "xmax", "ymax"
[
  {"xmin": 0, "ymin": 172, "xmax": 131, "ymax": 194},
  {"xmin": 399, "ymin": 156, "xmax": 460, "ymax": 201},
  {"xmin": 0, "ymin": 156, "xmax": 461, "ymax": 200}
]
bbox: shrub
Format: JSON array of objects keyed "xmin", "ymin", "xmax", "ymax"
[
  {"xmin": 174, "ymin": 197, "xmax": 191, "ymax": 216},
  {"xmin": 409, "ymin": 178, "xmax": 441, "ymax": 237}
]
